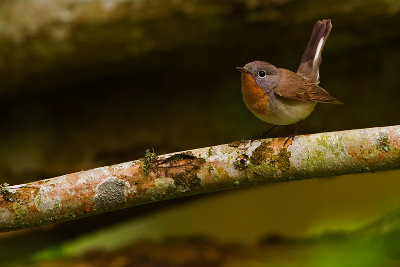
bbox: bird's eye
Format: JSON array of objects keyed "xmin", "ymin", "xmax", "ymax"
[{"xmin": 258, "ymin": 71, "xmax": 266, "ymax": 78}]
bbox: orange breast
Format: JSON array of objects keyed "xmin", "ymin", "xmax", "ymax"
[{"xmin": 241, "ymin": 73, "xmax": 268, "ymax": 115}]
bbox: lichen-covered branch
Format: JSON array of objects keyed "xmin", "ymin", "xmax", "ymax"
[{"xmin": 1, "ymin": 125, "xmax": 400, "ymax": 232}]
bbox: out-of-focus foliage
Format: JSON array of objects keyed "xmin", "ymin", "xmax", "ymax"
[{"xmin": 7, "ymin": 170, "xmax": 400, "ymax": 266}]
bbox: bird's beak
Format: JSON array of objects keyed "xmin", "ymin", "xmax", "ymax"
[{"xmin": 236, "ymin": 66, "xmax": 249, "ymax": 73}]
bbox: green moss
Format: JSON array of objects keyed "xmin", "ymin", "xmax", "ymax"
[
  {"xmin": 306, "ymin": 136, "xmax": 346, "ymax": 171},
  {"xmin": 234, "ymin": 154, "xmax": 249, "ymax": 170},
  {"xmin": 142, "ymin": 148, "xmax": 157, "ymax": 175},
  {"xmin": 145, "ymin": 178, "xmax": 177, "ymax": 200},
  {"xmin": 250, "ymin": 141, "xmax": 274, "ymax": 165},
  {"xmin": 0, "ymin": 183, "xmax": 14, "ymax": 202},
  {"xmin": 315, "ymin": 135, "xmax": 328, "ymax": 147},
  {"xmin": 173, "ymin": 172, "xmax": 201, "ymax": 191},
  {"xmin": 246, "ymin": 142, "xmax": 292, "ymax": 180},
  {"xmin": 12, "ymin": 202, "xmax": 26, "ymax": 223},
  {"xmin": 377, "ymin": 132, "xmax": 390, "ymax": 152},
  {"xmin": 276, "ymin": 148, "xmax": 291, "ymax": 172}
]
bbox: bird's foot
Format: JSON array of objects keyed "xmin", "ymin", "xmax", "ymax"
[
  {"xmin": 283, "ymin": 121, "xmax": 303, "ymax": 146},
  {"xmin": 284, "ymin": 133, "xmax": 296, "ymax": 146}
]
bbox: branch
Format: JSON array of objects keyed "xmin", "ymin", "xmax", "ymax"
[{"xmin": 1, "ymin": 125, "xmax": 400, "ymax": 232}]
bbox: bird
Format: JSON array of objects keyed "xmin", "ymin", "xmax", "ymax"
[{"xmin": 237, "ymin": 19, "xmax": 342, "ymax": 144}]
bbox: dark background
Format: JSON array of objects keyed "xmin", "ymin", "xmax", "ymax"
[{"xmin": 1, "ymin": 0, "xmax": 400, "ymax": 265}]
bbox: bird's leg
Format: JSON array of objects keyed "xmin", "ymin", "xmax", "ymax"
[
  {"xmin": 250, "ymin": 125, "xmax": 277, "ymax": 141},
  {"xmin": 284, "ymin": 121, "xmax": 302, "ymax": 145},
  {"xmin": 260, "ymin": 125, "xmax": 277, "ymax": 138}
]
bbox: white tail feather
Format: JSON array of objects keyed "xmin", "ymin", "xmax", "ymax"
[{"xmin": 313, "ymin": 37, "xmax": 325, "ymax": 65}]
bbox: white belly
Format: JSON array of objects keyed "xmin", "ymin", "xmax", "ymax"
[{"xmin": 255, "ymin": 97, "xmax": 316, "ymax": 125}]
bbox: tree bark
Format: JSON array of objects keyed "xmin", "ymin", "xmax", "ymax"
[{"xmin": 1, "ymin": 125, "xmax": 400, "ymax": 232}]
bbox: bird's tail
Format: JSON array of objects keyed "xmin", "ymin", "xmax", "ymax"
[{"xmin": 297, "ymin": 19, "xmax": 332, "ymax": 84}]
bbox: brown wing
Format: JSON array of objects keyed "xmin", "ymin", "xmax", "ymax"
[{"xmin": 274, "ymin": 68, "xmax": 342, "ymax": 104}]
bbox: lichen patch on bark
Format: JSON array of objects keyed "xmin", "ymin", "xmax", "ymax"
[
  {"xmin": 0, "ymin": 208, "xmax": 12, "ymax": 224},
  {"xmin": 288, "ymin": 134, "xmax": 350, "ymax": 176},
  {"xmin": 94, "ymin": 177, "xmax": 128, "ymax": 211},
  {"xmin": 34, "ymin": 185, "xmax": 62, "ymax": 213}
]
